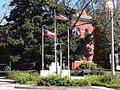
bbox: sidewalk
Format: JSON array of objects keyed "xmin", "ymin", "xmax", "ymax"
[
  {"xmin": 15, "ymin": 85, "xmax": 118, "ymax": 90},
  {"xmin": 0, "ymin": 78, "xmax": 118, "ymax": 90},
  {"xmin": 0, "ymin": 78, "xmax": 18, "ymax": 87}
]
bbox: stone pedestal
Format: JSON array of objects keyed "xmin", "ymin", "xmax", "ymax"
[
  {"xmin": 40, "ymin": 70, "xmax": 49, "ymax": 77},
  {"xmin": 49, "ymin": 62, "xmax": 60, "ymax": 75},
  {"xmin": 40, "ymin": 62, "xmax": 66, "ymax": 77},
  {"xmin": 61, "ymin": 70, "xmax": 70, "ymax": 77}
]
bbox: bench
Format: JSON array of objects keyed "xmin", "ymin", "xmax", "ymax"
[{"xmin": 81, "ymin": 69, "xmax": 91, "ymax": 76}]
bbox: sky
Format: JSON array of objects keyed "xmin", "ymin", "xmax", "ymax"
[
  {"xmin": 0, "ymin": 0, "xmax": 12, "ymax": 25},
  {"xmin": 0, "ymin": 0, "xmax": 10, "ymax": 6}
]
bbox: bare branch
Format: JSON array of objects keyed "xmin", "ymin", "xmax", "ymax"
[{"xmin": 72, "ymin": 0, "xmax": 92, "ymax": 29}]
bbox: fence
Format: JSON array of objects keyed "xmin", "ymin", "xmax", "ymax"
[{"xmin": 0, "ymin": 62, "xmax": 35, "ymax": 71}]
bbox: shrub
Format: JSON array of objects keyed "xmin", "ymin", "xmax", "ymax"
[
  {"xmin": 85, "ymin": 75, "xmax": 104, "ymax": 86},
  {"xmin": 37, "ymin": 75, "xmax": 90, "ymax": 86},
  {"xmin": 71, "ymin": 70, "xmax": 81, "ymax": 76},
  {"xmin": 100, "ymin": 75, "xmax": 114, "ymax": 83},
  {"xmin": 7, "ymin": 71, "xmax": 31, "ymax": 84},
  {"xmin": 90, "ymin": 63, "xmax": 97, "ymax": 70},
  {"xmin": 28, "ymin": 72, "xmax": 40, "ymax": 85},
  {"xmin": 77, "ymin": 62, "xmax": 98, "ymax": 70},
  {"xmin": 85, "ymin": 74, "xmax": 120, "ymax": 88},
  {"xmin": 7, "ymin": 71, "xmax": 39, "ymax": 85},
  {"xmin": 37, "ymin": 75, "xmax": 68, "ymax": 86},
  {"xmin": 17, "ymin": 72, "xmax": 31, "ymax": 84},
  {"xmin": 91, "ymin": 70, "xmax": 105, "ymax": 75},
  {"xmin": 7, "ymin": 71, "xmax": 120, "ymax": 88},
  {"xmin": 78, "ymin": 62, "xmax": 91, "ymax": 70}
]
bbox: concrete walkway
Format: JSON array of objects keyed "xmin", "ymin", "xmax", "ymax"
[
  {"xmin": 16, "ymin": 86, "xmax": 118, "ymax": 90},
  {"xmin": 0, "ymin": 78, "xmax": 27, "ymax": 90},
  {"xmin": 0, "ymin": 78, "xmax": 118, "ymax": 90}
]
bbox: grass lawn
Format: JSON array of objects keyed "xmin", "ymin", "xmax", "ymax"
[
  {"xmin": 105, "ymin": 70, "xmax": 120, "ymax": 75},
  {"xmin": 0, "ymin": 71, "xmax": 7, "ymax": 78}
]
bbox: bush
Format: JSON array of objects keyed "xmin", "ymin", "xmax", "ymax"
[
  {"xmin": 85, "ymin": 74, "xmax": 120, "ymax": 88},
  {"xmin": 71, "ymin": 70, "xmax": 81, "ymax": 76},
  {"xmin": 90, "ymin": 63, "xmax": 97, "ymax": 70},
  {"xmin": 77, "ymin": 62, "xmax": 91, "ymax": 70},
  {"xmin": 7, "ymin": 71, "xmax": 39, "ymax": 85},
  {"xmin": 77, "ymin": 62, "xmax": 98, "ymax": 70},
  {"xmin": 7, "ymin": 71, "xmax": 90, "ymax": 86},
  {"xmin": 85, "ymin": 75, "xmax": 104, "ymax": 86},
  {"xmin": 7, "ymin": 71, "xmax": 120, "ymax": 88},
  {"xmin": 91, "ymin": 70, "xmax": 105, "ymax": 75},
  {"xmin": 37, "ymin": 75, "xmax": 90, "ymax": 86},
  {"xmin": 38, "ymin": 75, "xmax": 64, "ymax": 86}
]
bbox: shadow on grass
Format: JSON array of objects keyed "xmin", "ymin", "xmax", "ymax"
[{"xmin": 0, "ymin": 71, "xmax": 7, "ymax": 78}]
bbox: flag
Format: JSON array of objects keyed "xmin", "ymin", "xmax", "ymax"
[
  {"xmin": 69, "ymin": 29, "xmax": 80, "ymax": 37},
  {"xmin": 43, "ymin": 29, "xmax": 55, "ymax": 38},
  {"xmin": 55, "ymin": 14, "xmax": 68, "ymax": 20}
]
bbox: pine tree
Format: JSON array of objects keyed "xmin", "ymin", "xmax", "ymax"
[{"xmin": 0, "ymin": 0, "xmax": 93, "ymax": 70}]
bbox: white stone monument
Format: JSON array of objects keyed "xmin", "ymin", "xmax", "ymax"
[
  {"xmin": 40, "ymin": 62, "xmax": 70, "ymax": 77},
  {"xmin": 49, "ymin": 62, "xmax": 60, "ymax": 75},
  {"xmin": 61, "ymin": 70, "xmax": 70, "ymax": 77},
  {"xmin": 40, "ymin": 70, "xmax": 49, "ymax": 77}
]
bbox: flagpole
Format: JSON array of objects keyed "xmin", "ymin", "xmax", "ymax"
[
  {"xmin": 68, "ymin": 27, "xmax": 70, "ymax": 70},
  {"xmin": 54, "ymin": 9, "xmax": 57, "ymax": 74},
  {"xmin": 42, "ymin": 25, "xmax": 44, "ymax": 70}
]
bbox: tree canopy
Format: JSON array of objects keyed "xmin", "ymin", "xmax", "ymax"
[
  {"xmin": 0, "ymin": 0, "xmax": 94, "ymax": 70},
  {"xmin": 2, "ymin": 0, "xmax": 120, "ymax": 70}
]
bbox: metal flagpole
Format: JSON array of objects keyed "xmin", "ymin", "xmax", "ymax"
[
  {"xmin": 60, "ymin": 47, "xmax": 62, "ymax": 75},
  {"xmin": 68, "ymin": 27, "xmax": 70, "ymax": 70},
  {"xmin": 54, "ymin": 9, "xmax": 57, "ymax": 74},
  {"xmin": 42, "ymin": 25, "xmax": 44, "ymax": 70},
  {"xmin": 110, "ymin": 9, "xmax": 115, "ymax": 74}
]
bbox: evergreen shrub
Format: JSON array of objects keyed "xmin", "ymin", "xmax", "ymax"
[
  {"xmin": 77, "ymin": 62, "xmax": 91, "ymax": 70},
  {"xmin": 37, "ymin": 75, "xmax": 90, "ymax": 86},
  {"xmin": 7, "ymin": 71, "xmax": 120, "ymax": 88},
  {"xmin": 7, "ymin": 71, "xmax": 39, "ymax": 85},
  {"xmin": 85, "ymin": 75, "xmax": 120, "ymax": 88}
]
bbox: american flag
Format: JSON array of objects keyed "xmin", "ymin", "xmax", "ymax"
[{"xmin": 55, "ymin": 14, "xmax": 68, "ymax": 20}]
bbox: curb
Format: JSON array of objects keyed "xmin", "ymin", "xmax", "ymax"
[
  {"xmin": 91, "ymin": 86, "xmax": 117, "ymax": 90},
  {"xmin": 15, "ymin": 86, "xmax": 118, "ymax": 90},
  {"xmin": 15, "ymin": 85, "xmax": 39, "ymax": 89}
]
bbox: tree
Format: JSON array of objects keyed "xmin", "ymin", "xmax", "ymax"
[
  {"xmin": 0, "ymin": 0, "xmax": 94, "ymax": 70},
  {"xmin": 89, "ymin": 0, "xmax": 120, "ymax": 67},
  {"xmin": 68, "ymin": 0, "xmax": 120, "ymax": 68},
  {"xmin": 69, "ymin": 31, "xmax": 93, "ymax": 62}
]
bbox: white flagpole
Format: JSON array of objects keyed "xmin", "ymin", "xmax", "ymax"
[
  {"xmin": 54, "ymin": 9, "xmax": 57, "ymax": 73},
  {"xmin": 42, "ymin": 25, "xmax": 44, "ymax": 70},
  {"xmin": 68, "ymin": 27, "xmax": 70, "ymax": 70}
]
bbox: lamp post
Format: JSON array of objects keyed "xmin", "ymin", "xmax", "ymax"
[{"xmin": 106, "ymin": 0, "xmax": 117, "ymax": 75}]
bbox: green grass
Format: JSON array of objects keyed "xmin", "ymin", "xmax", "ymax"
[
  {"xmin": 0, "ymin": 71, "xmax": 7, "ymax": 78},
  {"xmin": 105, "ymin": 70, "xmax": 120, "ymax": 75}
]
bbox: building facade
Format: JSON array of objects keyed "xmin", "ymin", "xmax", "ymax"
[{"xmin": 71, "ymin": 10, "xmax": 94, "ymax": 69}]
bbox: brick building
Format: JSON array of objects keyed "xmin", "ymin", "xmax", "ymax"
[
  {"xmin": 71, "ymin": 10, "xmax": 120, "ymax": 70},
  {"xmin": 71, "ymin": 10, "xmax": 94, "ymax": 69}
]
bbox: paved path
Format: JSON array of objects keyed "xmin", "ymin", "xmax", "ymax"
[
  {"xmin": 0, "ymin": 78, "xmax": 118, "ymax": 90},
  {"xmin": 0, "ymin": 78, "xmax": 27, "ymax": 90},
  {"xmin": 16, "ymin": 86, "xmax": 118, "ymax": 90}
]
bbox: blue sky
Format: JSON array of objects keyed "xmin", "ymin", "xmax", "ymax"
[
  {"xmin": 0, "ymin": 0, "xmax": 11, "ymax": 7},
  {"xmin": 0, "ymin": 0, "xmax": 11, "ymax": 25}
]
